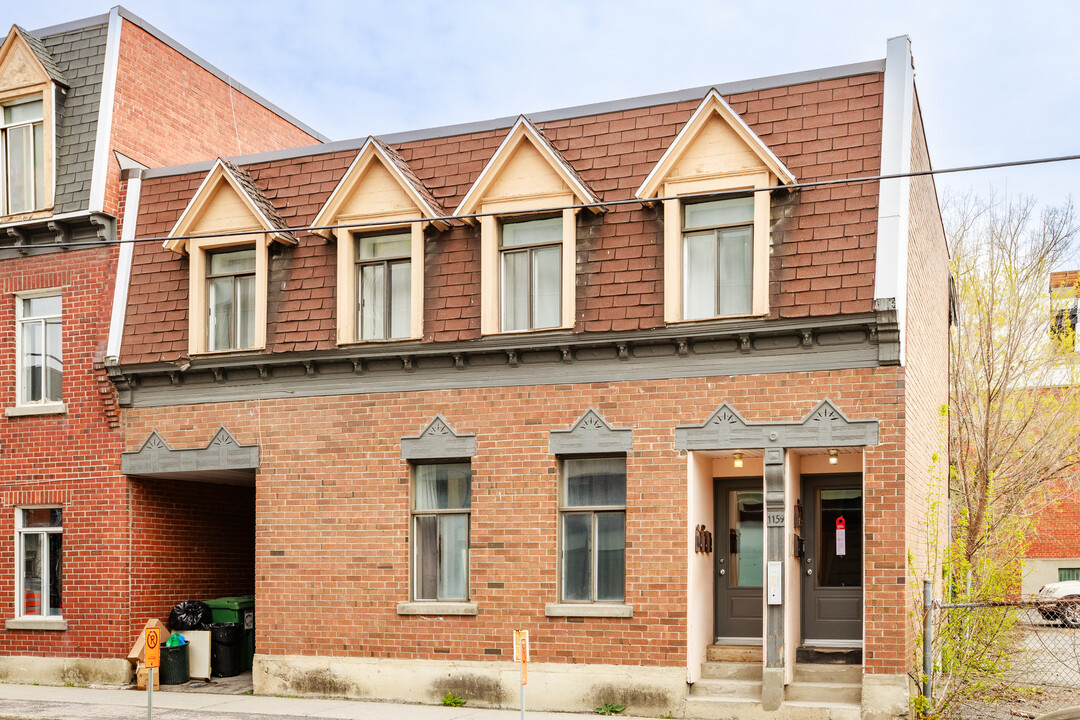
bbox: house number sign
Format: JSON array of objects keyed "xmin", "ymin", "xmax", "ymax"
[{"xmin": 766, "ymin": 511, "xmax": 785, "ymax": 527}]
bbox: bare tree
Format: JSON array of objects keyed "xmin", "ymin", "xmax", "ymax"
[{"xmin": 948, "ymin": 191, "xmax": 1080, "ymax": 586}]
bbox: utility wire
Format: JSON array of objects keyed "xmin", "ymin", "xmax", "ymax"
[{"xmin": 8, "ymin": 152, "xmax": 1080, "ymax": 251}]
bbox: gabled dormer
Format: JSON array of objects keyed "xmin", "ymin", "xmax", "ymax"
[
  {"xmin": 164, "ymin": 159, "xmax": 295, "ymax": 355},
  {"xmin": 455, "ymin": 116, "xmax": 602, "ymax": 335},
  {"xmin": 311, "ymin": 137, "xmax": 446, "ymax": 344},
  {"xmin": 637, "ymin": 89, "xmax": 795, "ymax": 324},
  {"xmin": 0, "ymin": 25, "xmax": 68, "ymax": 220}
]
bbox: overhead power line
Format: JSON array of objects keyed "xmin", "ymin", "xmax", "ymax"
[{"xmin": 10, "ymin": 152, "xmax": 1080, "ymax": 251}]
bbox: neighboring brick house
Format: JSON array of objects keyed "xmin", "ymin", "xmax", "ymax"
[
  {"xmin": 1022, "ymin": 271, "xmax": 1080, "ymax": 594},
  {"xmin": 0, "ymin": 7, "xmax": 325, "ymax": 684},
  {"xmin": 109, "ymin": 37, "xmax": 946, "ymax": 719}
]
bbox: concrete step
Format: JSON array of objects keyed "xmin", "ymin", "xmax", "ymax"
[
  {"xmin": 690, "ymin": 677, "xmax": 762, "ymax": 700},
  {"xmin": 784, "ymin": 680, "xmax": 862, "ymax": 705},
  {"xmin": 792, "ymin": 662, "xmax": 862, "ymax": 684},
  {"xmin": 699, "ymin": 661, "xmax": 762, "ymax": 681},
  {"xmin": 706, "ymin": 644, "xmax": 762, "ymax": 662},
  {"xmin": 685, "ymin": 696, "xmax": 860, "ymax": 720}
]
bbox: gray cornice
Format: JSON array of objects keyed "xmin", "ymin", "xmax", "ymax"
[
  {"xmin": 0, "ymin": 212, "xmax": 115, "ymax": 259},
  {"xmin": 674, "ymin": 399, "xmax": 880, "ymax": 451},
  {"xmin": 122, "ymin": 427, "xmax": 258, "ymax": 484},
  {"xmin": 110, "ymin": 314, "xmax": 891, "ymax": 409}
]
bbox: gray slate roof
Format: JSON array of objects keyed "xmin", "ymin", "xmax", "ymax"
[{"xmin": 39, "ymin": 21, "xmax": 109, "ymax": 214}]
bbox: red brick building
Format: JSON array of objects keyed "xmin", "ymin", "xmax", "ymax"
[
  {"xmin": 0, "ymin": 7, "xmax": 324, "ymax": 684},
  {"xmin": 108, "ymin": 37, "xmax": 946, "ymax": 720}
]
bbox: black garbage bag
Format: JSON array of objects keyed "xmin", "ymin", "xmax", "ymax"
[{"xmin": 168, "ymin": 601, "xmax": 213, "ymax": 631}]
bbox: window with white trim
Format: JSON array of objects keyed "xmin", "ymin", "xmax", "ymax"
[
  {"xmin": 16, "ymin": 507, "xmax": 62, "ymax": 617},
  {"xmin": 356, "ymin": 231, "xmax": 411, "ymax": 341},
  {"xmin": 682, "ymin": 196, "xmax": 755, "ymax": 319},
  {"xmin": 206, "ymin": 248, "xmax": 256, "ymax": 352},
  {"xmin": 412, "ymin": 462, "xmax": 471, "ymax": 601},
  {"xmin": 1, "ymin": 97, "xmax": 44, "ymax": 215},
  {"xmin": 560, "ymin": 456, "xmax": 626, "ymax": 603},
  {"xmin": 16, "ymin": 293, "xmax": 62, "ymax": 406},
  {"xmin": 500, "ymin": 216, "xmax": 562, "ymax": 332}
]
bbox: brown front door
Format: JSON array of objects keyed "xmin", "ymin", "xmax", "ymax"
[
  {"xmin": 801, "ymin": 474, "xmax": 862, "ymax": 645},
  {"xmin": 714, "ymin": 480, "xmax": 764, "ymax": 642}
]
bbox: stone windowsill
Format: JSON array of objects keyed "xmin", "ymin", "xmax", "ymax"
[
  {"xmin": 6, "ymin": 617, "xmax": 67, "ymax": 631},
  {"xmin": 396, "ymin": 601, "xmax": 478, "ymax": 616},
  {"xmin": 5, "ymin": 403, "xmax": 67, "ymax": 418},
  {"xmin": 544, "ymin": 603, "xmax": 634, "ymax": 618}
]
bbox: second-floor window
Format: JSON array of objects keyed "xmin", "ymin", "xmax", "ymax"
[
  {"xmin": 207, "ymin": 248, "xmax": 256, "ymax": 352},
  {"xmin": 2, "ymin": 98, "xmax": 44, "ymax": 215},
  {"xmin": 356, "ymin": 231, "xmax": 411, "ymax": 341},
  {"xmin": 500, "ymin": 216, "xmax": 562, "ymax": 332},
  {"xmin": 17, "ymin": 294, "xmax": 62, "ymax": 406},
  {"xmin": 682, "ymin": 196, "xmax": 754, "ymax": 320}
]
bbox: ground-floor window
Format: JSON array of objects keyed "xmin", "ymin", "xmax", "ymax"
[
  {"xmin": 16, "ymin": 507, "xmax": 62, "ymax": 617},
  {"xmin": 1060, "ymin": 567, "xmax": 1080, "ymax": 582},
  {"xmin": 560, "ymin": 456, "xmax": 626, "ymax": 603},
  {"xmin": 412, "ymin": 462, "xmax": 471, "ymax": 601}
]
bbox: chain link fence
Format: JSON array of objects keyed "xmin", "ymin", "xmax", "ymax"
[{"xmin": 924, "ymin": 596, "xmax": 1080, "ymax": 719}]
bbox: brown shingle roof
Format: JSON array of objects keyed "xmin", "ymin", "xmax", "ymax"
[{"xmin": 219, "ymin": 159, "xmax": 295, "ymax": 242}]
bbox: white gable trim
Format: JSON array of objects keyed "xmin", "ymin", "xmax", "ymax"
[{"xmin": 88, "ymin": 8, "xmax": 121, "ymax": 214}]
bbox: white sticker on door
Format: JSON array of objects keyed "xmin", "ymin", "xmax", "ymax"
[{"xmin": 835, "ymin": 516, "xmax": 846, "ymax": 556}]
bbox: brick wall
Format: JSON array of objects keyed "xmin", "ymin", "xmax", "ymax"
[
  {"xmin": 128, "ymin": 478, "xmax": 255, "ymax": 640},
  {"xmin": 123, "ymin": 367, "xmax": 908, "ymax": 673},
  {"xmin": 120, "ymin": 72, "xmax": 885, "ymax": 364},
  {"xmin": 1028, "ymin": 474, "xmax": 1080, "ymax": 558},
  {"xmin": 0, "ymin": 247, "xmax": 129, "ymax": 657},
  {"xmin": 901, "ymin": 95, "xmax": 950, "ymax": 635},
  {"xmin": 104, "ymin": 19, "xmax": 323, "ymax": 220}
]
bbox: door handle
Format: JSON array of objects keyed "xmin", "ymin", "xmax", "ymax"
[
  {"xmin": 719, "ymin": 569, "xmax": 726, "ymax": 576},
  {"xmin": 806, "ymin": 569, "xmax": 813, "ymax": 576}
]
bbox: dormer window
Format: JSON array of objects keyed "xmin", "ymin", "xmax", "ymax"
[
  {"xmin": 207, "ymin": 248, "xmax": 257, "ymax": 352},
  {"xmin": 2, "ymin": 97, "xmax": 44, "ymax": 215},
  {"xmin": 682, "ymin": 196, "xmax": 754, "ymax": 319},
  {"xmin": 356, "ymin": 231, "xmax": 412, "ymax": 341},
  {"xmin": 500, "ymin": 216, "xmax": 562, "ymax": 331}
]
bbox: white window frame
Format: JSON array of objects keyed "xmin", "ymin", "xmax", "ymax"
[
  {"xmin": 662, "ymin": 173, "xmax": 772, "ymax": 323},
  {"xmin": 498, "ymin": 215, "xmax": 564, "ymax": 332},
  {"xmin": 14, "ymin": 290, "xmax": 63, "ymax": 410},
  {"xmin": 410, "ymin": 461, "xmax": 472, "ymax": 603},
  {"xmin": 354, "ymin": 229, "xmax": 414, "ymax": 342},
  {"xmin": 14, "ymin": 505, "xmax": 63, "ymax": 619},
  {"xmin": 557, "ymin": 455, "xmax": 627, "ymax": 605},
  {"xmin": 188, "ymin": 236, "xmax": 268, "ymax": 355},
  {"xmin": 0, "ymin": 95, "xmax": 45, "ymax": 216},
  {"xmin": 205, "ymin": 247, "xmax": 257, "ymax": 352}
]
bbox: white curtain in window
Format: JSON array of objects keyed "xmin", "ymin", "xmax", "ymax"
[
  {"xmin": 531, "ymin": 246, "xmax": 561, "ymax": 329},
  {"xmin": 683, "ymin": 233, "xmax": 716, "ymax": 320},
  {"xmin": 716, "ymin": 227, "xmax": 753, "ymax": 316}
]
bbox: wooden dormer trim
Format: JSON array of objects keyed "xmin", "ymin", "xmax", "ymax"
[
  {"xmin": 636, "ymin": 88, "xmax": 796, "ymax": 201},
  {"xmin": 454, "ymin": 116, "xmax": 601, "ymax": 221}
]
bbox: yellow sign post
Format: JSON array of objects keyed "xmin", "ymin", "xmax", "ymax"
[
  {"xmin": 144, "ymin": 628, "xmax": 160, "ymax": 720},
  {"xmin": 513, "ymin": 630, "xmax": 529, "ymax": 719}
]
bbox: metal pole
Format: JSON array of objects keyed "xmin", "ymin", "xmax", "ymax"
[
  {"xmin": 520, "ymin": 681, "xmax": 525, "ymax": 720},
  {"xmin": 923, "ymin": 579, "xmax": 933, "ymax": 705},
  {"xmin": 148, "ymin": 666, "xmax": 153, "ymax": 720}
]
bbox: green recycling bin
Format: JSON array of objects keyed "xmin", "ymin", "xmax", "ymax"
[{"xmin": 204, "ymin": 595, "xmax": 254, "ymax": 672}]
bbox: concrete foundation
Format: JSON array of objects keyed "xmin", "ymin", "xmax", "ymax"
[
  {"xmin": 861, "ymin": 673, "xmax": 910, "ymax": 720},
  {"xmin": 255, "ymin": 654, "xmax": 687, "ymax": 715},
  {"xmin": 0, "ymin": 656, "xmax": 132, "ymax": 686}
]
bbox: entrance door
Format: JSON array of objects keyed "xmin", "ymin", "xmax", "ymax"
[
  {"xmin": 801, "ymin": 475, "xmax": 862, "ymax": 645},
  {"xmin": 714, "ymin": 480, "xmax": 764, "ymax": 642}
]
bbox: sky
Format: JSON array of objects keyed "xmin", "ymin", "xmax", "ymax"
[{"xmin": 16, "ymin": 1, "xmax": 1080, "ymax": 210}]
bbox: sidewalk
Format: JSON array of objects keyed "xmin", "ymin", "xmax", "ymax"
[{"xmin": 0, "ymin": 683, "xmax": 616, "ymax": 720}]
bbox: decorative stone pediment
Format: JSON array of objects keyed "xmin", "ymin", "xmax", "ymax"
[
  {"xmin": 674, "ymin": 399, "xmax": 878, "ymax": 451},
  {"xmin": 122, "ymin": 427, "xmax": 259, "ymax": 484},
  {"xmin": 400, "ymin": 415, "xmax": 476, "ymax": 460},
  {"xmin": 549, "ymin": 408, "xmax": 633, "ymax": 455}
]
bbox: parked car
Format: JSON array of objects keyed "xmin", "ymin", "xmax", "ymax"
[{"xmin": 1037, "ymin": 581, "xmax": 1080, "ymax": 627}]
